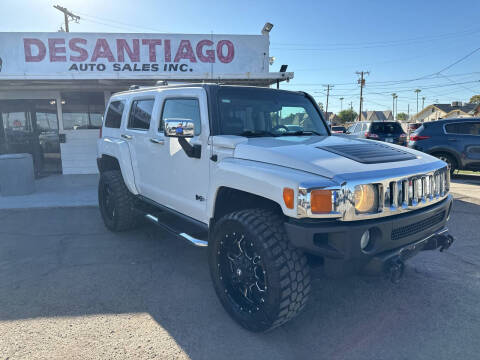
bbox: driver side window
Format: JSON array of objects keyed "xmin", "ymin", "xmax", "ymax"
[{"xmin": 160, "ymin": 98, "xmax": 201, "ymax": 136}]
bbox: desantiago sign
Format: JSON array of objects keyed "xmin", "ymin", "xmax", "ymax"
[{"xmin": 0, "ymin": 32, "xmax": 269, "ymax": 80}]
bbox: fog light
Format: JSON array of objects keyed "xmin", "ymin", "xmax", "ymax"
[{"xmin": 360, "ymin": 230, "xmax": 371, "ymax": 251}]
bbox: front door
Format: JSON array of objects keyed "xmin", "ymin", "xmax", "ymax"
[
  {"xmin": 142, "ymin": 88, "xmax": 210, "ymax": 223},
  {"xmin": 0, "ymin": 99, "xmax": 61, "ymax": 176}
]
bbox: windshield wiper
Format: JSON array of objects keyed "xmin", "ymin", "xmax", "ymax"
[
  {"xmin": 238, "ymin": 130, "xmax": 278, "ymax": 137},
  {"xmin": 277, "ymin": 130, "xmax": 324, "ymax": 136}
]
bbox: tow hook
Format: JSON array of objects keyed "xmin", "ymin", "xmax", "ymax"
[
  {"xmin": 385, "ymin": 257, "xmax": 405, "ymax": 284},
  {"xmin": 422, "ymin": 232, "xmax": 455, "ymax": 252},
  {"xmin": 438, "ymin": 234, "xmax": 454, "ymax": 252}
]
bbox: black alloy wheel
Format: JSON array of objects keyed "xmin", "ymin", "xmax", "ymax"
[
  {"xmin": 209, "ymin": 209, "xmax": 311, "ymax": 332},
  {"xmin": 219, "ymin": 228, "xmax": 267, "ymax": 315}
]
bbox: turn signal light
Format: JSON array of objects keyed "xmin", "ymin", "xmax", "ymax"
[
  {"xmin": 310, "ymin": 190, "xmax": 332, "ymax": 213},
  {"xmin": 283, "ymin": 188, "xmax": 295, "ymax": 209}
]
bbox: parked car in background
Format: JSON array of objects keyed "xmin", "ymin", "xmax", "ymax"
[
  {"xmin": 408, "ymin": 118, "xmax": 480, "ymax": 174},
  {"xmin": 408, "ymin": 123, "xmax": 422, "ymax": 133},
  {"xmin": 345, "ymin": 121, "xmax": 407, "ymax": 145},
  {"xmin": 331, "ymin": 125, "xmax": 346, "ymax": 133}
]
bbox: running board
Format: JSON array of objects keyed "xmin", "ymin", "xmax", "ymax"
[{"xmin": 144, "ymin": 213, "xmax": 208, "ymax": 247}]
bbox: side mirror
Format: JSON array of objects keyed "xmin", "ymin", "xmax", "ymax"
[{"xmin": 164, "ymin": 119, "xmax": 195, "ymax": 138}]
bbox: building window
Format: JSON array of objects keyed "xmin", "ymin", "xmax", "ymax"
[{"xmin": 61, "ymin": 92, "xmax": 105, "ymax": 130}]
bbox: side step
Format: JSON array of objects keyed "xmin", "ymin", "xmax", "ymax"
[{"xmin": 144, "ymin": 213, "xmax": 208, "ymax": 247}]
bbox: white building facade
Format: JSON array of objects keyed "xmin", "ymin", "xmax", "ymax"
[{"xmin": 0, "ymin": 31, "xmax": 291, "ymax": 175}]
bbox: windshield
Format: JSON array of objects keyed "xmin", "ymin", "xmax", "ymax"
[
  {"xmin": 370, "ymin": 122, "xmax": 404, "ymax": 134},
  {"xmin": 216, "ymin": 87, "xmax": 329, "ymax": 137}
]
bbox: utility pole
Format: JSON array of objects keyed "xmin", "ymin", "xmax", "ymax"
[
  {"xmin": 53, "ymin": 5, "xmax": 80, "ymax": 32},
  {"xmin": 395, "ymin": 95, "xmax": 399, "ymax": 120},
  {"xmin": 414, "ymin": 89, "xmax": 421, "ymax": 114},
  {"xmin": 422, "ymin": 96, "xmax": 426, "ymax": 109},
  {"xmin": 339, "ymin": 97, "xmax": 344, "ymax": 111},
  {"xmin": 349, "ymin": 102, "xmax": 353, "ymax": 112},
  {"xmin": 323, "ymin": 84, "xmax": 333, "ymax": 127},
  {"xmin": 391, "ymin": 93, "xmax": 397, "ymax": 120},
  {"xmin": 356, "ymin": 71, "xmax": 369, "ymax": 122},
  {"xmin": 408, "ymin": 104, "xmax": 410, "ymax": 121}
]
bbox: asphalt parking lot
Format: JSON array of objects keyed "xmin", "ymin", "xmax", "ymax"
[{"xmin": 1, "ymin": 176, "xmax": 479, "ymax": 360}]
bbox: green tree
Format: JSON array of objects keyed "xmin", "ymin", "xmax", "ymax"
[
  {"xmin": 317, "ymin": 102, "xmax": 324, "ymax": 111},
  {"xmin": 337, "ymin": 109, "xmax": 357, "ymax": 124},
  {"xmin": 397, "ymin": 112, "xmax": 408, "ymax": 121},
  {"xmin": 469, "ymin": 95, "xmax": 480, "ymax": 104}
]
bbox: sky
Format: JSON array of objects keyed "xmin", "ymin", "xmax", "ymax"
[{"xmin": 1, "ymin": 0, "xmax": 479, "ymax": 115}]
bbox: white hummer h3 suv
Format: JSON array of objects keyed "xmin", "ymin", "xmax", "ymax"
[{"xmin": 97, "ymin": 84, "xmax": 454, "ymax": 332}]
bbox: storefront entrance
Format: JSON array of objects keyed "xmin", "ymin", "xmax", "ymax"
[{"xmin": 0, "ymin": 99, "xmax": 62, "ymax": 176}]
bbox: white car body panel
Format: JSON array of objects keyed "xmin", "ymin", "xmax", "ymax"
[
  {"xmin": 233, "ymin": 136, "xmax": 440, "ymax": 183},
  {"xmin": 97, "ymin": 138, "xmax": 139, "ymax": 195},
  {"xmin": 208, "ymin": 158, "xmax": 338, "ymax": 220}
]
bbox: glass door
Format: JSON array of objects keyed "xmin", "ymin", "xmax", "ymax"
[{"xmin": 0, "ymin": 99, "xmax": 61, "ymax": 176}]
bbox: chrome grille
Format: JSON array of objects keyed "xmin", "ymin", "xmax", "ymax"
[{"xmin": 384, "ymin": 167, "xmax": 449, "ymax": 210}]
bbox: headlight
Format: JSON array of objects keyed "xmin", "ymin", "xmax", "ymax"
[{"xmin": 354, "ymin": 184, "xmax": 378, "ymax": 213}]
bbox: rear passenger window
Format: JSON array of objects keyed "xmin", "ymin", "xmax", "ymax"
[
  {"xmin": 161, "ymin": 98, "xmax": 201, "ymax": 135},
  {"xmin": 104, "ymin": 101, "xmax": 125, "ymax": 128},
  {"xmin": 445, "ymin": 122, "xmax": 480, "ymax": 135},
  {"xmin": 128, "ymin": 99, "xmax": 155, "ymax": 130}
]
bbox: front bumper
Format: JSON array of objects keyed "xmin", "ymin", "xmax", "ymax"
[{"xmin": 284, "ymin": 195, "xmax": 453, "ymax": 276}]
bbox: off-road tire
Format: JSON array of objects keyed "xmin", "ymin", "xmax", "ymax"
[
  {"xmin": 98, "ymin": 170, "xmax": 139, "ymax": 232},
  {"xmin": 209, "ymin": 209, "xmax": 311, "ymax": 332}
]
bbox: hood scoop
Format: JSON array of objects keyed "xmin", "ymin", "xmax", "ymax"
[{"xmin": 318, "ymin": 142, "xmax": 417, "ymax": 164}]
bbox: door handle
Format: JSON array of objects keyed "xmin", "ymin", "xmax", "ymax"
[
  {"xmin": 447, "ymin": 138, "xmax": 457, "ymax": 141},
  {"xmin": 150, "ymin": 138, "xmax": 165, "ymax": 145},
  {"xmin": 121, "ymin": 134, "xmax": 132, "ymax": 140}
]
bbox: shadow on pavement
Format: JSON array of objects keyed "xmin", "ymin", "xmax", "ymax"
[
  {"xmin": 0, "ymin": 203, "xmax": 479, "ymax": 360},
  {"xmin": 451, "ymin": 173, "xmax": 480, "ymax": 185}
]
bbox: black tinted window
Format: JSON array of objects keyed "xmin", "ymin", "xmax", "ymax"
[
  {"xmin": 104, "ymin": 101, "xmax": 125, "ymax": 128},
  {"xmin": 445, "ymin": 122, "xmax": 480, "ymax": 135},
  {"xmin": 128, "ymin": 99, "xmax": 154, "ymax": 130},
  {"xmin": 161, "ymin": 99, "xmax": 201, "ymax": 135},
  {"xmin": 370, "ymin": 122, "xmax": 403, "ymax": 133}
]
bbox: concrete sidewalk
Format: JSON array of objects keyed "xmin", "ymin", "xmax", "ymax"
[{"xmin": 0, "ymin": 174, "xmax": 99, "ymax": 209}]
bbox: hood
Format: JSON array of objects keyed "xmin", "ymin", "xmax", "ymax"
[{"xmin": 233, "ymin": 135, "xmax": 438, "ymax": 182}]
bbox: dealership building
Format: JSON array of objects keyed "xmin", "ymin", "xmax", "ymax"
[{"xmin": 0, "ymin": 30, "xmax": 292, "ymax": 175}]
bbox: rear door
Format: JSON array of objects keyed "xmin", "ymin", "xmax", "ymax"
[
  {"xmin": 444, "ymin": 121, "xmax": 480, "ymax": 169},
  {"xmin": 122, "ymin": 96, "xmax": 156, "ymax": 194}
]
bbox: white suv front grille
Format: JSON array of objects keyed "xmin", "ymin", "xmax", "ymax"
[{"xmin": 384, "ymin": 167, "xmax": 449, "ymax": 210}]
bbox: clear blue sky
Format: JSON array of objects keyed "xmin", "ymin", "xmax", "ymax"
[{"xmin": 1, "ymin": 0, "xmax": 480, "ymax": 115}]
